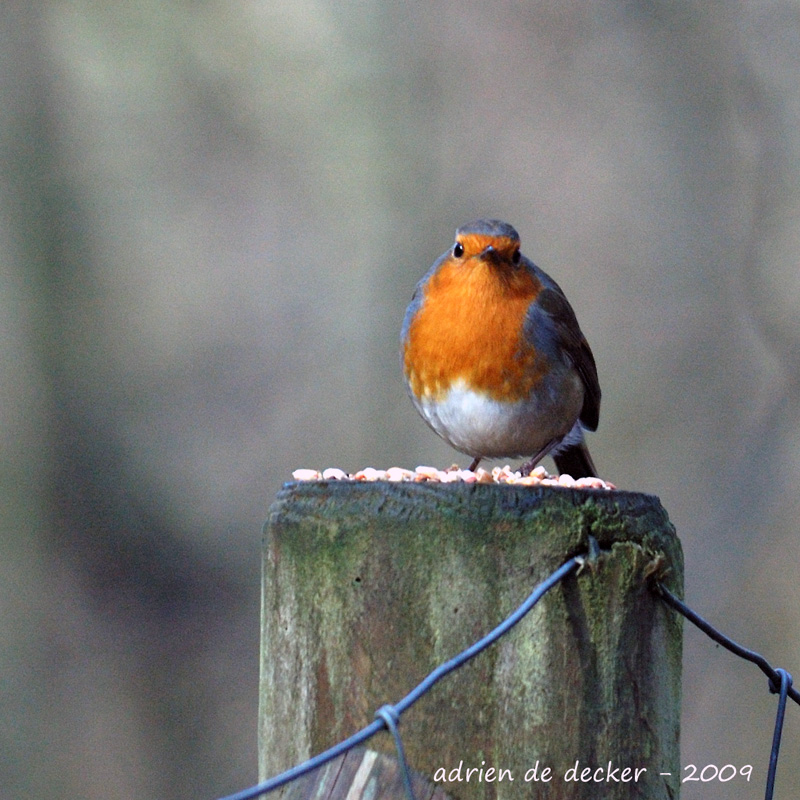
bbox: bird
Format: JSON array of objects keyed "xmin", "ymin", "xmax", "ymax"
[{"xmin": 401, "ymin": 219, "xmax": 600, "ymax": 478}]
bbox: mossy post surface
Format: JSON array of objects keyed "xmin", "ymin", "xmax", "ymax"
[{"xmin": 260, "ymin": 481, "xmax": 683, "ymax": 800}]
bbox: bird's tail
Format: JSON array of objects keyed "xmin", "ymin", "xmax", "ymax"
[{"xmin": 552, "ymin": 441, "xmax": 597, "ymax": 479}]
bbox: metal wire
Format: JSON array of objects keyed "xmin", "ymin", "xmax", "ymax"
[
  {"xmin": 216, "ymin": 563, "xmax": 799, "ymax": 800},
  {"xmin": 656, "ymin": 583, "xmax": 800, "ymax": 707},
  {"xmin": 217, "ymin": 721, "xmax": 384, "ymax": 800},
  {"xmin": 217, "ymin": 555, "xmax": 580, "ymax": 800},
  {"xmin": 375, "ymin": 705, "xmax": 416, "ymax": 800},
  {"xmin": 656, "ymin": 582, "xmax": 797, "ymax": 800},
  {"xmin": 765, "ymin": 669, "xmax": 792, "ymax": 800}
]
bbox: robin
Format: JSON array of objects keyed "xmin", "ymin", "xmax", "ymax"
[{"xmin": 401, "ymin": 219, "xmax": 600, "ymax": 478}]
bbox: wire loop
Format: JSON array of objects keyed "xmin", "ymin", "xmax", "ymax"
[
  {"xmin": 375, "ymin": 705, "xmax": 416, "ymax": 800},
  {"xmin": 216, "ymin": 562, "xmax": 799, "ymax": 800},
  {"xmin": 765, "ymin": 669, "xmax": 792, "ymax": 800},
  {"xmin": 657, "ymin": 583, "xmax": 798, "ymax": 800},
  {"xmin": 217, "ymin": 555, "xmax": 580, "ymax": 800}
]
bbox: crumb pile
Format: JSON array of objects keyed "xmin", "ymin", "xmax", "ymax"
[{"xmin": 291, "ymin": 464, "xmax": 615, "ymax": 490}]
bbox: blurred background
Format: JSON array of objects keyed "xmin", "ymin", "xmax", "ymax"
[{"xmin": 2, "ymin": 1, "xmax": 799, "ymax": 798}]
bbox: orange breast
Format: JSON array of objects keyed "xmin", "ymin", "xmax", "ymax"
[{"xmin": 404, "ymin": 258, "xmax": 545, "ymax": 402}]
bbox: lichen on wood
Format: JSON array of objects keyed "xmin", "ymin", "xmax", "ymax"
[{"xmin": 260, "ymin": 481, "xmax": 683, "ymax": 800}]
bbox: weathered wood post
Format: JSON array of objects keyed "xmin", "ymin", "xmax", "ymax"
[{"xmin": 259, "ymin": 481, "xmax": 683, "ymax": 800}]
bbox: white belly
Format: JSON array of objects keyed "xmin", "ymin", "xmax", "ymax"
[{"xmin": 413, "ymin": 375, "xmax": 583, "ymax": 459}]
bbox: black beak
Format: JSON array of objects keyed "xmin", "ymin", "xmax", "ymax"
[{"xmin": 480, "ymin": 245, "xmax": 500, "ymax": 262}]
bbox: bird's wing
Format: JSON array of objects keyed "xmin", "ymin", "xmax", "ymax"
[{"xmin": 524, "ymin": 279, "xmax": 601, "ymax": 431}]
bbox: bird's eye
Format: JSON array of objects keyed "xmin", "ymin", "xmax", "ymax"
[
  {"xmin": 453, "ymin": 242, "xmax": 464, "ymax": 258},
  {"xmin": 511, "ymin": 249, "xmax": 521, "ymax": 265}
]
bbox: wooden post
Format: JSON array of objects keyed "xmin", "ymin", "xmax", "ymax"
[
  {"xmin": 260, "ymin": 482, "xmax": 683, "ymax": 800},
  {"xmin": 273, "ymin": 746, "xmax": 454, "ymax": 800}
]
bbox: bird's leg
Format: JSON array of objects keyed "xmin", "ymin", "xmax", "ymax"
[
  {"xmin": 518, "ymin": 441, "xmax": 556, "ymax": 476},
  {"xmin": 467, "ymin": 456, "xmax": 481, "ymax": 472},
  {"xmin": 518, "ymin": 456, "xmax": 540, "ymax": 476}
]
